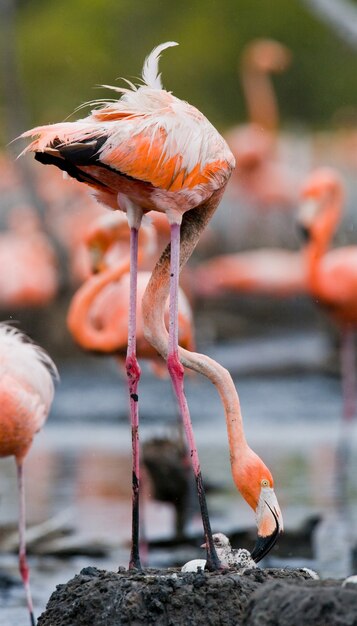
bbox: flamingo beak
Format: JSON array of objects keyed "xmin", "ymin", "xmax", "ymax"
[
  {"xmin": 88, "ymin": 244, "xmax": 103, "ymax": 273},
  {"xmin": 251, "ymin": 488, "xmax": 283, "ymax": 563},
  {"xmin": 296, "ymin": 198, "xmax": 319, "ymax": 241},
  {"xmin": 297, "ymin": 223, "xmax": 310, "ymax": 242}
]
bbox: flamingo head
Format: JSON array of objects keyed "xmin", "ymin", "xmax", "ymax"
[
  {"xmin": 84, "ymin": 212, "xmax": 129, "ymax": 272},
  {"xmin": 232, "ymin": 448, "xmax": 283, "ymax": 562},
  {"xmin": 241, "ymin": 39, "xmax": 292, "ymax": 74},
  {"xmin": 85, "ymin": 211, "xmax": 157, "ymax": 273},
  {"xmin": 298, "ymin": 167, "xmax": 344, "ymax": 245},
  {"xmin": 200, "ymin": 532, "xmax": 231, "ymax": 551},
  {"xmin": 227, "ymin": 124, "xmax": 273, "ymax": 170}
]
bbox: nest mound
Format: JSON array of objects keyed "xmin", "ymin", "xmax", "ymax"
[{"xmin": 36, "ymin": 565, "xmax": 357, "ymax": 626}]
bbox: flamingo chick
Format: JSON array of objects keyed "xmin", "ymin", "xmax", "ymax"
[
  {"xmin": 181, "ymin": 532, "xmax": 256, "ymax": 572},
  {"xmin": 0, "ymin": 324, "xmax": 58, "ymax": 626},
  {"xmin": 202, "ymin": 532, "xmax": 257, "ymax": 569},
  {"xmin": 21, "ymin": 42, "xmax": 235, "ymax": 569}
]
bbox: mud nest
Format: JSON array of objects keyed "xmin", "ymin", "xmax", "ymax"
[{"xmin": 36, "ymin": 565, "xmax": 357, "ymax": 626}]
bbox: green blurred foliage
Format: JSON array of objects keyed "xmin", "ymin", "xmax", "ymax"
[{"xmin": 5, "ymin": 0, "xmax": 357, "ymax": 133}]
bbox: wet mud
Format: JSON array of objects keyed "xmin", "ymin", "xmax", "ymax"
[
  {"xmin": 35, "ymin": 565, "xmax": 357, "ymax": 626},
  {"xmin": 244, "ymin": 577, "xmax": 357, "ymax": 626}
]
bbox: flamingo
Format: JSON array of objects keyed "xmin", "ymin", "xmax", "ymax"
[
  {"xmin": 0, "ymin": 323, "xmax": 58, "ymax": 626},
  {"xmin": 35, "ymin": 167, "xmax": 109, "ymax": 285},
  {"xmin": 297, "ymin": 167, "xmax": 357, "ymax": 423},
  {"xmin": 201, "ymin": 532, "xmax": 257, "ymax": 569},
  {"xmin": 0, "ymin": 150, "xmax": 20, "ymax": 192},
  {"xmin": 226, "ymin": 39, "xmax": 297, "ymax": 210},
  {"xmin": 193, "ymin": 247, "xmax": 307, "ymax": 298},
  {"xmin": 239, "ymin": 39, "xmax": 291, "ymax": 134},
  {"xmin": 139, "ymin": 203, "xmax": 283, "ymax": 563},
  {"xmin": 68, "ymin": 213, "xmax": 195, "ymax": 539},
  {"xmin": 0, "ymin": 205, "xmax": 58, "ymax": 308},
  {"xmin": 21, "ymin": 42, "xmax": 283, "ymax": 568},
  {"xmin": 181, "ymin": 532, "xmax": 256, "ymax": 572},
  {"xmin": 21, "ymin": 41, "xmax": 237, "ymax": 569},
  {"xmin": 67, "ymin": 212, "xmax": 194, "ymax": 369}
]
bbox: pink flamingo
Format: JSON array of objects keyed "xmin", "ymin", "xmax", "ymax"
[
  {"xmin": 298, "ymin": 167, "xmax": 357, "ymax": 422},
  {"xmin": 67, "ymin": 212, "xmax": 194, "ymax": 371},
  {"xmin": 193, "ymin": 247, "xmax": 306, "ymax": 298},
  {"xmin": 141, "ymin": 207, "xmax": 283, "ymax": 562},
  {"xmin": 20, "ymin": 42, "xmax": 279, "ymax": 569},
  {"xmin": 0, "ymin": 205, "xmax": 58, "ymax": 308},
  {"xmin": 0, "ymin": 323, "xmax": 58, "ymax": 626},
  {"xmin": 226, "ymin": 39, "xmax": 297, "ymax": 209},
  {"xmin": 21, "ymin": 42, "xmax": 235, "ymax": 569}
]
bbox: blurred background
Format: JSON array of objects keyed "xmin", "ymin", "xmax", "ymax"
[{"xmin": 2, "ymin": 0, "xmax": 357, "ymax": 622}]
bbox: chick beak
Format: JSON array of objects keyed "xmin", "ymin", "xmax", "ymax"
[{"xmin": 251, "ymin": 488, "xmax": 283, "ymax": 563}]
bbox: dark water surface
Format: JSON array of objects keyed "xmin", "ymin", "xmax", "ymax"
[{"xmin": 1, "ymin": 331, "xmax": 357, "ymax": 625}]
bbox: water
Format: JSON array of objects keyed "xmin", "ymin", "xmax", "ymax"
[{"xmin": 1, "ymin": 331, "xmax": 357, "ymax": 624}]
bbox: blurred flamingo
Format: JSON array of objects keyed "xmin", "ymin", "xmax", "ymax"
[
  {"xmin": 0, "ymin": 323, "xmax": 58, "ymax": 626},
  {"xmin": 0, "ymin": 205, "xmax": 58, "ymax": 308},
  {"xmin": 297, "ymin": 167, "xmax": 357, "ymax": 422},
  {"xmin": 68, "ymin": 213, "xmax": 195, "ymax": 539},
  {"xmin": 193, "ymin": 246, "xmax": 307, "ymax": 299},
  {"xmin": 34, "ymin": 166, "xmax": 108, "ymax": 284},
  {"xmin": 240, "ymin": 39, "xmax": 290, "ymax": 134},
  {"xmin": 226, "ymin": 39, "xmax": 298, "ymax": 209},
  {"xmin": 67, "ymin": 212, "xmax": 194, "ymax": 373},
  {"xmin": 0, "ymin": 151, "xmax": 21, "ymax": 192},
  {"xmin": 22, "ymin": 41, "xmax": 236, "ymax": 569}
]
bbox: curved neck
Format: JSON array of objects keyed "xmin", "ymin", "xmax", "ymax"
[
  {"xmin": 142, "ymin": 189, "xmax": 248, "ymax": 480},
  {"xmin": 304, "ymin": 194, "xmax": 342, "ymax": 294},
  {"xmin": 67, "ymin": 258, "xmax": 130, "ymax": 351},
  {"xmin": 240, "ymin": 59, "xmax": 279, "ymax": 133},
  {"xmin": 304, "ymin": 237, "xmax": 327, "ymax": 294}
]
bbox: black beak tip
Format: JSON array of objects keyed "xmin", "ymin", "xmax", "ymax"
[
  {"xmin": 297, "ymin": 223, "xmax": 310, "ymax": 242},
  {"xmin": 250, "ymin": 531, "xmax": 279, "ymax": 563},
  {"xmin": 251, "ymin": 507, "xmax": 281, "ymax": 563}
]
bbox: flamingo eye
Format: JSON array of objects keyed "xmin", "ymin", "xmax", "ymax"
[{"xmin": 261, "ymin": 478, "xmax": 270, "ymax": 488}]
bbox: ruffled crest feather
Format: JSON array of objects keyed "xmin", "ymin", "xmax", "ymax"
[{"xmin": 141, "ymin": 42, "xmax": 178, "ymax": 90}]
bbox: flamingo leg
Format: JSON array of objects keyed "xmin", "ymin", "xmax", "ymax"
[
  {"xmin": 335, "ymin": 327, "xmax": 356, "ymax": 512},
  {"xmin": 340, "ymin": 327, "xmax": 356, "ymax": 423},
  {"xmin": 125, "ymin": 202, "xmax": 143, "ymax": 570},
  {"xmin": 167, "ymin": 221, "xmax": 221, "ymax": 570},
  {"xmin": 16, "ymin": 459, "xmax": 36, "ymax": 626}
]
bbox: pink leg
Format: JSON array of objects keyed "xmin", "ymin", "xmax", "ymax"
[
  {"xmin": 340, "ymin": 327, "xmax": 356, "ymax": 423},
  {"xmin": 167, "ymin": 222, "xmax": 220, "ymax": 570},
  {"xmin": 16, "ymin": 459, "xmax": 36, "ymax": 626},
  {"xmin": 335, "ymin": 327, "xmax": 356, "ymax": 511},
  {"xmin": 126, "ymin": 210, "xmax": 142, "ymax": 570}
]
